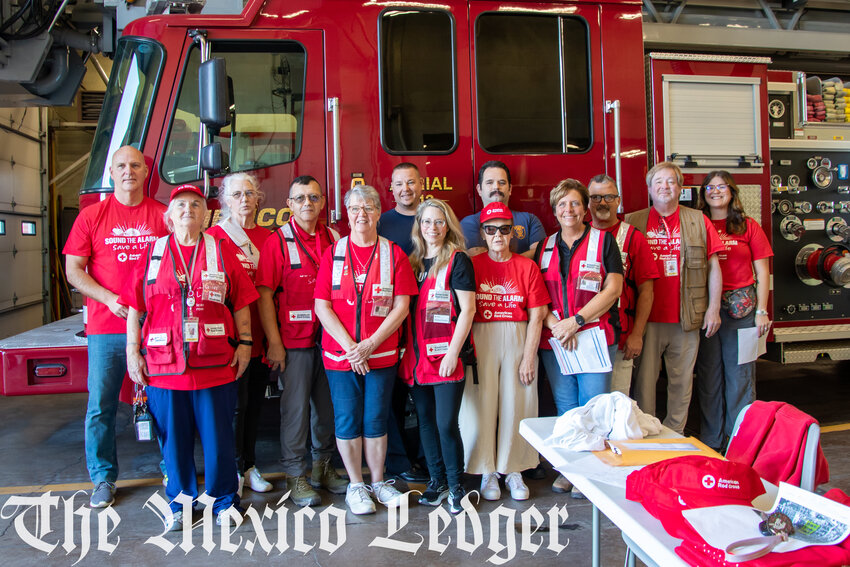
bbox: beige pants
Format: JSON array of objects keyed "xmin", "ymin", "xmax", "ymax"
[
  {"xmin": 634, "ymin": 322, "xmax": 699, "ymax": 434},
  {"xmin": 460, "ymin": 321, "xmax": 539, "ymax": 475},
  {"xmin": 610, "ymin": 348, "xmax": 634, "ymax": 396}
]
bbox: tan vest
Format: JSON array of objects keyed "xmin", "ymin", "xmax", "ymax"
[{"xmin": 625, "ymin": 206, "xmax": 708, "ymax": 331}]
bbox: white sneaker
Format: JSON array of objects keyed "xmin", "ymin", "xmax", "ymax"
[
  {"xmin": 480, "ymin": 472, "xmax": 501, "ymax": 501},
  {"xmin": 216, "ymin": 506, "xmax": 242, "ymax": 528},
  {"xmin": 165, "ymin": 510, "xmax": 183, "ymax": 532},
  {"xmin": 345, "ymin": 482, "xmax": 376, "ymax": 515},
  {"xmin": 505, "ymin": 472, "xmax": 530, "ymax": 501},
  {"xmin": 245, "ymin": 466, "xmax": 273, "ymax": 493},
  {"xmin": 372, "ymin": 479, "xmax": 405, "ymax": 507}
]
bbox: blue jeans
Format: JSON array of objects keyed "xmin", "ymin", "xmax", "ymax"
[
  {"xmin": 148, "ymin": 381, "xmax": 240, "ymax": 514},
  {"xmin": 85, "ymin": 333, "xmax": 128, "ymax": 485},
  {"xmin": 696, "ymin": 309, "xmax": 757, "ymax": 450},
  {"xmin": 540, "ymin": 344, "xmax": 618, "ymax": 416},
  {"xmin": 326, "ymin": 366, "xmax": 396, "ymax": 439}
]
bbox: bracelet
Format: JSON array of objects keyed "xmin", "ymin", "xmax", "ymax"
[
  {"xmin": 238, "ymin": 339, "xmax": 253, "ymax": 346},
  {"xmin": 755, "ymin": 310, "xmax": 769, "ymax": 316}
]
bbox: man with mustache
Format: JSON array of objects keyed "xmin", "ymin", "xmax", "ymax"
[
  {"xmin": 460, "ymin": 161, "xmax": 546, "ymax": 256},
  {"xmin": 624, "ymin": 162, "xmax": 724, "ymax": 434},
  {"xmin": 586, "ymin": 174, "xmax": 659, "ymax": 400}
]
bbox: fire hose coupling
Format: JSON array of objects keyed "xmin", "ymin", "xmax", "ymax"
[{"xmin": 795, "ymin": 243, "xmax": 850, "ymax": 288}]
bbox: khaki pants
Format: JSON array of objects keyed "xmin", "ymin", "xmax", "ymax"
[
  {"xmin": 460, "ymin": 321, "xmax": 539, "ymax": 475},
  {"xmin": 610, "ymin": 348, "xmax": 634, "ymax": 397},
  {"xmin": 635, "ymin": 322, "xmax": 699, "ymax": 434}
]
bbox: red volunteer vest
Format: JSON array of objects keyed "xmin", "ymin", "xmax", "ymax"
[
  {"xmin": 615, "ymin": 222, "xmax": 638, "ymax": 344},
  {"xmin": 537, "ymin": 227, "xmax": 614, "ymax": 348},
  {"xmin": 400, "ymin": 252, "xmax": 464, "ymax": 386},
  {"xmin": 141, "ymin": 233, "xmax": 236, "ymax": 378},
  {"xmin": 274, "ymin": 221, "xmax": 340, "ymax": 349},
  {"xmin": 322, "ymin": 236, "xmax": 400, "ymax": 371}
]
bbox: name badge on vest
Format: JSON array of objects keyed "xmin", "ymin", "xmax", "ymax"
[
  {"xmin": 371, "ymin": 284, "xmax": 393, "ymax": 318},
  {"xmin": 426, "ymin": 289, "xmax": 452, "ymax": 324},
  {"xmin": 577, "ymin": 260, "xmax": 602, "ymax": 293},
  {"xmin": 426, "ymin": 341, "xmax": 450, "ymax": 356},
  {"xmin": 203, "ymin": 323, "xmax": 226, "ymax": 336},
  {"xmin": 201, "ymin": 271, "xmax": 226, "ymax": 303},
  {"xmin": 664, "ymin": 258, "xmax": 679, "ymax": 277},
  {"xmin": 147, "ymin": 333, "xmax": 168, "ymax": 347},
  {"xmin": 289, "ymin": 310, "xmax": 313, "ymax": 322},
  {"xmin": 184, "ymin": 318, "xmax": 199, "ymax": 342}
]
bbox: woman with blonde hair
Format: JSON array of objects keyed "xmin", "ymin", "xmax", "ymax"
[{"xmin": 400, "ymin": 199, "xmax": 475, "ymax": 514}]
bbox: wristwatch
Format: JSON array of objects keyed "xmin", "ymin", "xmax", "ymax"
[
  {"xmin": 574, "ymin": 314, "xmax": 585, "ymax": 327},
  {"xmin": 755, "ymin": 309, "xmax": 769, "ymax": 316},
  {"xmin": 238, "ymin": 339, "xmax": 253, "ymax": 346}
]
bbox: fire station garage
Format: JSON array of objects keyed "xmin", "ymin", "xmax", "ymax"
[{"xmin": 0, "ymin": 0, "xmax": 849, "ymax": 565}]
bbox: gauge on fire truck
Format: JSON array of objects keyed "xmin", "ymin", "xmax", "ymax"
[{"xmin": 812, "ymin": 166, "xmax": 834, "ymax": 190}]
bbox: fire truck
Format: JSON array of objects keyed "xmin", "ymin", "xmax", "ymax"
[{"xmin": 1, "ymin": 0, "xmax": 848, "ymax": 395}]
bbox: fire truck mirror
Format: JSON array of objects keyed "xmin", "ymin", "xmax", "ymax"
[
  {"xmin": 201, "ymin": 142, "xmax": 228, "ymax": 175},
  {"xmin": 199, "ymin": 57, "xmax": 231, "ymax": 134}
]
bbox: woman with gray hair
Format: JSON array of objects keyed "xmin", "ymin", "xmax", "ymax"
[
  {"xmin": 314, "ymin": 185, "xmax": 419, "ymax": 515},
  {"xmin": 207, "ymin": 172, "xmax": 273, "ymax": 495}
]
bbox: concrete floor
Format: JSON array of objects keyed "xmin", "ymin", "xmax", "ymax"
[{"xmin": 0, "ymin": 359, "xmax": 848, "ymax": 566}]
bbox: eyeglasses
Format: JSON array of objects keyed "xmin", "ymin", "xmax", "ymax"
[
  {"xmin": 290, "ymin": 194, "xmax": 322, "ymax": 204},
  {"xmin": 229, "ymin": 190, "xmax": 257, "ymax": 200},
  {"xmin": 421, "ymin": 219, "xmax": 446, "ymax": 228},
  {"xmin": 482, "ymin": 224, "xmax": 512, "ymax": 236},
  {"xmin": 589, "ymin": 194, "xmax": 619, "ymax": 203},
  {"xmin": 705, "ymin": 184, "xmax": 730, "ymax": 193},
  {"xmin": 348, "ymin": 205, "xmax": 377, "ymax": 215}
]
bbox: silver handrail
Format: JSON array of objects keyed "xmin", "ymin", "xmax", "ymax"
[
  {"xmin": 328, "ymin": 97, "xmax": 342, "ymax": 223},
  {"xmin": 605, "ymin": 99, "xmax": 622, "ymax": 212}
]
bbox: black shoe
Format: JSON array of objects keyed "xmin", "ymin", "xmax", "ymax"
[
  {"xmin": 418, "ymin": 479, "xmax": 449, "ymax": 506},
  {"xmin": 447, "ymin": 485, "xmax": 466, "ymax": 515},
  {"xmin": 400, "ymin": 464, "xmax": 430, "ymax": 483},
  {"xmin": 522, "ymin": 463, "xmax": 547, "ymax": 480}
]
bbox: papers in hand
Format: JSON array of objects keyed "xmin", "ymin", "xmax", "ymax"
[
  {"xmin": 548, "ymin": 326, "xmax": 612, "ymax": 374},
  {"xmin": 738, "ymin": 327, "xmax": 768, "ymax": 364}
]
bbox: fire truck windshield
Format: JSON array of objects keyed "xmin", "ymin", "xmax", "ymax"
[{"xmin": 81, "ymin": 38, "xmax": 165, "ymax": 193}]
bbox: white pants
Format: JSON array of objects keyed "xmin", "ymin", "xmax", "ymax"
[
  {"xmin": 610, "ymin": 348, "xmax": 634, "ymax": 396},
  {"xmin": 460, "ymin": 321, "xmax": 539, "ymax": 475}
]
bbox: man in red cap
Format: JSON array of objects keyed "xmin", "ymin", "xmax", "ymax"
[{"xmin": 64, "ymin": 145, "xmax": 168, "ymax": 508}]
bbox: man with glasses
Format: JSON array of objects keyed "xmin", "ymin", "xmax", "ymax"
[
  {"xmin": 256, "ymin": 175, "xmax": 347, "ymax": 506},
  {"xmin": 624, "ymin": 162, "xmax": 724, "ymax": 434},
  {"xmin": 460, "ymin": 161, "xmax": 546, "ymax": 255},
  {"xmin": 587, "ymin": 174, "xmax": 659, "ymax": 399},
  {"xmin": 378, "ymin": 163, "xmax": 424, "ymax": 255}
]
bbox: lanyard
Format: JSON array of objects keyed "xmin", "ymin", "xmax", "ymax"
[
  {"xmin": 348, "ymin": 239, "xmax": 377, "ymax": 295},
  {"xmin": 174, "ymin": 237, "xmax": 201, "ymax": 310},
  {"xmin": 293, "ymin": 222, "xmax": 325, "ymax": 268}
]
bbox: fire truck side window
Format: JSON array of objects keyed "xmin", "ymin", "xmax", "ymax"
[
  {"xmin": 161, "ymin": 42, "xmax": 307, "ymax": 184},
  {"xmin": 475, "ymin": 14, "xmax": 591, "ymax": 154},
  {"xmin": 380, "ymin": 10, "xmax": 455, "ymax": 153}
]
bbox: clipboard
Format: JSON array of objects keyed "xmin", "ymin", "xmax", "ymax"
[{"xmin": 593, "ymin": 436, "xmax": 724, "ymax": 466}]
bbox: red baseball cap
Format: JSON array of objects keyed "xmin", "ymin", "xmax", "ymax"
[
  {"xmin": 169, "ymin": 184, "xmax": 205, "ymax": 201},
  {"xmin": 480, "ymin": 202, "xmax": 513, "ymax": 224},
  {"xmin": 626, "ymin": 455, "xmax": 766, "ymax": 538}
]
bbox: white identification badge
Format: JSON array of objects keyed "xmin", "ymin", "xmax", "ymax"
[
  {"xmin": 147, "ymin": 333, "xmax": 168, "ymax": 347},
  {"xmin": 665, "ymin": 258, "xmax": 679, "ymax": 277},
  {"xmin": 579, "ymin": 260, "xmax": 601, "ymax": 273},
  {"xmin": 426, "ymin": 342, "xmax": 450, "ymax": 356},
  {"xmin": 372, "ymin": 284, "xmax": 393, "ymax": 297},
  {"xmin": 202, "ymin": 270, "xmax": 226, "ymax": 282},
  {"xmin": 428, "ymin": 289, "xmax": 451, "ymax": 302},
  {"xmin": 578, "ymin": 276, "xmax": 602, "ymax": 293},
  {"xmin": 203, "ymin": 323, "xmax": 226, "ymax": 336},
  {"xmin": 289, "ymin": 310, "xmax": 314, "ymax": 322},
  {"xmin": 184, "ymin": 318, "xmax": 199, "ymax": 342}
]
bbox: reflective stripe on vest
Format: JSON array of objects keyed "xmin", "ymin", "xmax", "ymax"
[
  {"xmin": 540, "ymin": 228, "xmax": 602, "ymax": 323},
  {"xmin": 146, "ymin": 233, "xmax": 219, "ymax": 284},
  {"xmin": 331, "ymin": 236, "xmax": 392, "ymax": 290},
  {"xmin": 616, "ymin": 222, "xmax": 631, "ymax": 309},
  {"xmin": 280, "ymin": 223, "xmax": 302, "ymax": 269}
]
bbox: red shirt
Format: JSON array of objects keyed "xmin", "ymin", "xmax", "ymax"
[
  {"xmin": 472, "ymin": 253, "xmax": 550, "ymax": 322},
  {"xmin": 121, "ymin": 237, "xmax": 259, "ymax": 389},
  {"xmin": 63, "ymin": 195, "xmax": 168, "ymax": 334},
  {"xmin": 314, "ymin": 239, "xmax": 419, "ymax": 309},
  {"xmin": 644, "ymin": 208, "xmax": 724, "ymax": 324},
  {"xmin": 710, "ymin": 217, "xmax": 772, "ymax": 291},
  {"xmin": 601, "ymin": 221, "xmax": 660, "ymax": 347},
  {"xmin": 206, "ymin": 224, "xmax": 271, "ymax": 357}
]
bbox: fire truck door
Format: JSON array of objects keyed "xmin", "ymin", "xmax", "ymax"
[{"xmin": 156, "ymin": 30, "xmax": 326, "ymax": 228}]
